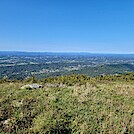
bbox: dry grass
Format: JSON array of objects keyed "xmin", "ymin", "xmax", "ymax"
[{"xmin": 0, "ymin": 80, "xmax": 134, "ymax": 133}]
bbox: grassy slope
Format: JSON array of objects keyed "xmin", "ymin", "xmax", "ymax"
[{"xmin": 0, "ymin": 79, "xmax": 134, "ymax": 133}]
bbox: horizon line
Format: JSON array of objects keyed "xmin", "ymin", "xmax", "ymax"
[{"xmin": 0, "ymin": 50, "xmax": 134, "ymax": 55}]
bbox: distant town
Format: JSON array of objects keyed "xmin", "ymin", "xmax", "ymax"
[{"xmin": 0, "ymin": 52, "xmax": 134, "ymax": 79}]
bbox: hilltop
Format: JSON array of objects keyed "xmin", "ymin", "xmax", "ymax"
[{"xmin": 0, "ymin": 73, "xmax": 134, "ymax": 133}]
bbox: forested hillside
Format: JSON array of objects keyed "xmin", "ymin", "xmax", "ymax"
[{"xmin": 1, "ymin": 53, "xmax": 134, "ymax": 80}]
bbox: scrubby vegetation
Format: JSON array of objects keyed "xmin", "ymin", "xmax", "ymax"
[{"xmin": 0, "ymin": 73, "xmax": 134, "ymax": 133}]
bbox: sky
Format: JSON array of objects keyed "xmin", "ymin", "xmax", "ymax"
[{"xmin": 0, "ymin": 0, "xmax": 134, "ymax": 53}]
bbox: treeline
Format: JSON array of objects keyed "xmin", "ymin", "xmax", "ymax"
[
  {"xmin": 1, "ymin": 72, "xmax": 134, "ymax": 85},
  {"xmin": 40, "ymin": 72, "xmax": 134, "ymax": 86}
]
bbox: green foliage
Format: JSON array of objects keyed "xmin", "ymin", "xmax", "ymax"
[
  {"xmin": 24, "ymin": 75, "xmax": 37, "ymax": 83},
  {"xmin": 41, "ymin": 74, "xmax": 90, "ymax": 86}
]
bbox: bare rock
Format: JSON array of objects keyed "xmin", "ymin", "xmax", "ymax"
[{"xmin": 21, "ymin": 84, "xmax": 43, "ymax": 89}]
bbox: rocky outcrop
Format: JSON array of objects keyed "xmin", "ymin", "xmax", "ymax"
[{"xmin": 21, "ymin": 84, "xmax": 43, "ymax": 89}]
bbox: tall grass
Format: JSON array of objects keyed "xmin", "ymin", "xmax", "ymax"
[{"xmin": 0, "ymin": 78, "xmax": 134, "ymax": 133}]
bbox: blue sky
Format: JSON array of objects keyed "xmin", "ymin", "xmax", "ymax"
[{"xmin": 0, "ymin": 0, "xmax": 134, "ymax": 53}]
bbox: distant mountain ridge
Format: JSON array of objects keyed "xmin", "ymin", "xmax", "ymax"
[{"xmin": 0, "ymin": 51, "xmax": 134, "ymax": 57}]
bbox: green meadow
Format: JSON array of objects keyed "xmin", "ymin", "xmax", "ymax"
[{"xmin": 0, "ymin": 74, "xmax": 134, "ymax": 134}]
